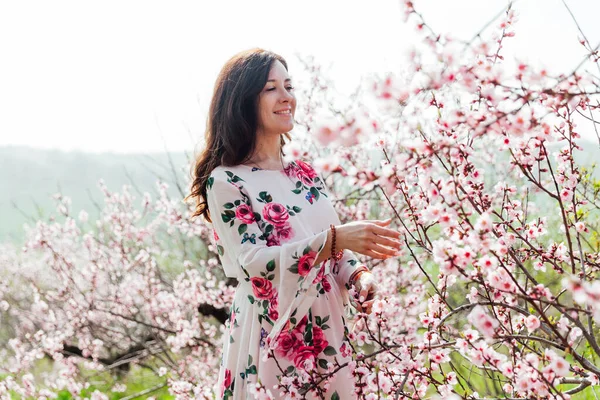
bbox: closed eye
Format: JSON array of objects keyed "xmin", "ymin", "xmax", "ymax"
[{"xmin": 266, "ymin": 86, "xmax": 295, "ymax": 91}]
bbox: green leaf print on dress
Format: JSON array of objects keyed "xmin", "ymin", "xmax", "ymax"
[{"xmin": 207, "ymin": 160, "xmax": 365, "ymax": 398}]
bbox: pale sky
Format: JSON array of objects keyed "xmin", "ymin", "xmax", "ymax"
[{"xmin": 1, "ymin": 0, "xmax": 599, "ymax": 154}]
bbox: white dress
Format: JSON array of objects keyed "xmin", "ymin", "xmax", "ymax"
[{"xmin": 206, "ymin": 158, "xmax": 364, "ymax": 399}]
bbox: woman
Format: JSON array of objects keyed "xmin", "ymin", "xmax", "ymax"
[{"xmin": 186, "ymin": 48, "xmax": 401, "ymax": 399}]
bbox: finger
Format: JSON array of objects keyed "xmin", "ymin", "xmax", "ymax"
[
  {"xmin": 366, "ymin": 218, "xmax": 392, "ymax": 226},
  {"xmin": 357, "ymin": 283, "xmax": 376, "ymax": 300},
  {"xmin": 370, "ymin": 231, "xmax": 401, "ymax": 249},
  {"xmin": 372, "ymin": 225, "xmax": 401, "ymax": 239},
  {"xmin": 362, "ymin": 300, "xmax": 375, "ymax": 310},
  {"xmin": 363, "ymin": 249, "xmax": 389, "ymax": 259},
  {"xmin": 371, "ymin": 242, "xmax": 399, "ymax": 257},
  {"xmin": 356, "ymin": 300, "xmax": 372, "ymax": 314},
  {"xmin": 365, "ymin": 291, "xmax": 376, "ymax": 302},
  {"xmin": 359, "ymin": 286, "xmax": 369, "ymax": 303}
]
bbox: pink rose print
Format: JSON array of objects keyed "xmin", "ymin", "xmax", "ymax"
[
  {"xmin": 312, "ymin": 265, "xmax": 325, "ymax": 284},
  {"xmin": 268, "ymin": 294, "xmax": 279, "ymax": 321},
  {"xmin": 276, "ymin": 224, "xmax": 294, "ymax": 241},
  {"xmin": 266, "ymin": 235, "xmax": 280, "ymax": 247},
  {"xmin": 297, "ymin": 250, "xmax": 317, "ymax": 277},
  {"xmin": 262, "ymin": 202, "xmax": 289, "ymax": 228},
  {"xmin": 296, "ymin": 160, "xmax": 317, "ymax": 176},
  {"xmin": 295, "ymin": 160, "xmax": 318, "ymax": 186},
  {"xmin": 273, "ymin": 329, "xmax": 299, "ymax": 358},
  {"xmin": 295, "ymin": 315, "xmax": 309, "ymax": 332},
  {"xmin": 321, "ymin": 276, "xmax": 332, "ymax": 293},
  {"xmin": 221, "ymin": 368, "xmax": 232, "ymax": 397},
  {"xmin": 293, "ymin": 345, "xmax": 317, "ymax": 369},
  {"xmin": 311, "ymin": 266, "xmax": 332, "ymax": 292},
  {"xmin": 235, "ymin": 204, "xmax": 256, "ymax": 224},
  {"xmin": 312, "ymin": 326, "xmax": 329, "ymax": 354},
  {"xmin": 213, "ymin": 228, "xmax": 219, "ymax": 242},
  {"xmin": 283, "ymin": 161, "xmax": 296, "ymax": 177},
  {"xmin": 250, "ymin": 277, "xmax": 276, "ymax": 299}
]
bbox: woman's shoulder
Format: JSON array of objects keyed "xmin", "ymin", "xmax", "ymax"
[
  {"xmin": 205, "ymin": 165, "xmax": 248, "ymax": 193},
  {"xmin": 209, "ymin": 163, "xmax": 248, "ymax": 178},
  {"xmin": 208, "ymin": 157, "xmax": 323, "ymax": 185}
]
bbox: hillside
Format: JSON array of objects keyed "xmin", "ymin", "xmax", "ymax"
[
  {"xmin": 0, "ymin": 146, "xmax": 192, "ymax": 244},
  {"xmin": 0, "ymin": 141, "xmax": 597, "ymax": 245}
]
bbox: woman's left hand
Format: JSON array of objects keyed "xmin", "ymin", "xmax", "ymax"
[{"xmin": 352, "ymin": 272, "xmax": 378, "ymax": 314}]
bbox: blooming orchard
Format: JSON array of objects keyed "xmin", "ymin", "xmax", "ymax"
[{"xmin": 1, "ymin": 1, "xmax": 600, "ymax": 399}]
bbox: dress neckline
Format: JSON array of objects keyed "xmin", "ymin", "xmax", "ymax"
[{"xmin": 238, "ymin": 160, "xmax": 295, "ymax": 172}]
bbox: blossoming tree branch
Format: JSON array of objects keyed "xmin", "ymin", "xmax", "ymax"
[{"xmin": 1, "ymin": 0, "xmax": 600, "ymax": 399}]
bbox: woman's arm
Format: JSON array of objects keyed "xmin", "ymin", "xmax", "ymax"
[{"xmin": 206, "ymin": 169, "xmax": 329, "ymax": 281}]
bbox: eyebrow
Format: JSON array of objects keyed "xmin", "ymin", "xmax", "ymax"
[{"xmin": 267, "ymin": 78, "xmax": 292, "ymax": 83}]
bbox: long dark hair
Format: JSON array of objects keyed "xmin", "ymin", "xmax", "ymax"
[{"xmin": 184, "ymin": 48, "xmax": 292, "ymax": 223}]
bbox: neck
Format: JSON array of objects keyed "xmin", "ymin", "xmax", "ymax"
[{"xmin": 249, "ymin": 132, "xmax": 283, "ymax": 167}]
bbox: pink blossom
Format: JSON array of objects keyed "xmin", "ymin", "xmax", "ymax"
[
  {"xmin": 525, "ymin": 315, "xmax": 540, "ymax": 333},
  {"xmin": 575, "ymin": 222, "xmax": 586, "ymax": 233},
  {"xmin": 463, "ymin": 329, "xmax": 479, "ymax": 341},
  {"xmin": 545, "ymin": 350, "xmax": 570, "ymax": 377},
  {"xmin": 468, "ymin": 306, "xmax": 499, "ymax": 338},
  {"xmin": 313, "ymin": 117, "xmax": 341, "ymax": 146}
]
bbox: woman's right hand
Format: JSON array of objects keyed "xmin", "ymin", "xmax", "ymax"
[{"xmin": 336, "ymin": 218, "xmax": 401, "ymax": 259}]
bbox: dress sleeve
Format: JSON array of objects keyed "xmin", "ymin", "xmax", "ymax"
[
  {"xmin": 206, "ymin": 168, "xmax": 330, "ymax": 283},
  {"xmin": 314, "ymin": 170, "xmax": 366, "ymax": 293},
  {"xmin": 207, "ymin": 168, "xmax": 335, "ymax": 343},
  {"xmin": 334, "ymin": 251, "xmax": 365, "ymax": 289}
]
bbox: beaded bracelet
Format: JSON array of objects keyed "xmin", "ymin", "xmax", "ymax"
[{"xmin": 330, "ymin": 224, "xmax": 344, "ymax": 274}]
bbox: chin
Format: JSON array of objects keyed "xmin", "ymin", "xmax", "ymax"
[{"xmin": 274, "ymin": 124, "xmax": 294, "ymax": 134}]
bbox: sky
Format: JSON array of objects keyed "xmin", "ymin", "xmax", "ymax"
[{"xmin": 0, "ymin": 0, "xmax": 599, "ymax": 154}]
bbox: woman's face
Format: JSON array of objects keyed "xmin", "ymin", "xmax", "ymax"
[{"xmin": 256, "ymin": 60, "xmax": 296, "ymax": 137}]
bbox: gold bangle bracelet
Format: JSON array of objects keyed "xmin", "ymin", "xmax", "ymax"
[{"xmin": 348, "ymin": 265, "xmax": 369, "ymax": 285}]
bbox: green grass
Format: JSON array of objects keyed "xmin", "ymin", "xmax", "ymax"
[{"xmin": 1, "ymin": 357, "xmax": 177, "ymax": 399}]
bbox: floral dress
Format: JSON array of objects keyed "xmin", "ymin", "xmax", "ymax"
[{"xmin": 206, "ymin": 159, "xmax": 364, "ymax": 399}]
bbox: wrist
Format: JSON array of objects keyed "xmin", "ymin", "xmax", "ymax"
[
  {"xmin": 348, "ymin": 265, "xmax": 370, "ymax": 286},
  {"xmin": 328, "ymin": 224, "xmax": 343, "ymax": 274},
  {"xmin": 329, "ymin": 224, "xmax": 344, "ymax": 260},
  {"xmin": 334, "ymin": 225, "xmax": 345, "ymax": 250}
]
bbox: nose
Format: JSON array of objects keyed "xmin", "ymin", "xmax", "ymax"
[{"xmin": 280, "ymin": 89, "xmax": 294, "ymax": 102}]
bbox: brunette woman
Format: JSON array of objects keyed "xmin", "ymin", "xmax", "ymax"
[{"xmin": 186, "ymin": 48, "xmax": 401, "ymax": 399}]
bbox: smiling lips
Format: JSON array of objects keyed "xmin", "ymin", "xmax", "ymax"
[{"xmin": 274, "ymin": 109, "xmax": 292, "ymax": 115}]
